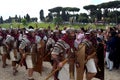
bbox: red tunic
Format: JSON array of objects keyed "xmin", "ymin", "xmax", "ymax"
[{"xmin": 61, "ymin": 34, "xmax": 75, "ymax": 48}]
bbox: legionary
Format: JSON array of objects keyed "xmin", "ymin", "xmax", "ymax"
[
  {"xmin": 6, "ymin": 29, "xmax": 21, "ymax": 75},
  {"xmin": 50, "ymin": 28, "xmax": 75, "ymax": 80},
  {"xmin": 19, "ymin": 26, "xmax": 41, "ymax": 80},
  {"xmin": 82, "ymin": 31, "xmax": 97, "ymax": 80},
  {"xmin": 0, "ymin": 28, "xmax": 8, "ymax": 68}
]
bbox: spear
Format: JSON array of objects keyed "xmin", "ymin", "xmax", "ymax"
[
  {"xmin": 15, "ymin": 53, "xmax": 26, "ymax": 69},
  {"xmin": 45, "ymin": 47, "xmax": 78, "ymax": 80},
  {"xmin": 45, "ymin": 58, "xmax": 68, "ymax": 80}
]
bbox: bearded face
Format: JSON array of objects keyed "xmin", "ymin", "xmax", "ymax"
[
  {"xmin": 68, "ymin": 31, "xmax": 75, "ymax": 40},
  {"xmin": 31, "ymin": 32, "xmax": 35, "ymax": 37}
]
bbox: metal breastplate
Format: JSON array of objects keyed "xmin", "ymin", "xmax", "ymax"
[
  {"xmin": 0, "ymin": 39, "xmax": 3, "ymax": 46},
  {"xmin": 83, "ymin": 40, "xmax": 95, "ymax": 55},
  {"xmin": 25, "ymin": 43, "xmax": 37, "ymax": 53}
]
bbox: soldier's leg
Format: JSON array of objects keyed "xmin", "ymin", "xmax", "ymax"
[
  {"xmin": 26, "ymin": 55, "xmax": 34, "ymax": 80},
  {"xmin": 1, "ymin": 46, "xmax": 8, "ymax": 68},
  {"xmin": 53, "ymin": 60, "xmax": 59, "ymax": 80},
  {"xmin": 54, "ymin": 71, "xmax": 59, "ymax": 80},
  {"xmin": 2, "ymin": 54, "xmax": 7, "ymax": 68},
  {"xmin": 10, "ymin": 50, "xmax": 19, "ymax": 75},
  {"xmin": 105, "ymin": 51, "xmax": 110, "ymax": 68},
  {"xmin": 86, "ymin": 72, "xmax": 96, "ymax": 80},
  {"xmin": 69, "ymin": 58, "xmax": 75, "ymax": 79},
  {"xmin": 12, "ymin": 61, "xmax": 18, "ymax": 75},
  {"xmin": 28, "ymin": 68, "xmax": 34, "ymax": 80},
  {"xmin": 86, "ymin": 58, "xmax": 97, "ymax": 80}
]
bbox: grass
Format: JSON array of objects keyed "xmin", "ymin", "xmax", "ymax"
[{"xmin": 0, "ymin": 22, "xmax": 109, "ymax": 30}]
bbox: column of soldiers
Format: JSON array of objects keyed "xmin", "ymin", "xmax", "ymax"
[{"xmin": 1, "ymin": 25, "xmax": 118, "ymax": 80}]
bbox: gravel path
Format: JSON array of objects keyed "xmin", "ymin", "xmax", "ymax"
[
  {"xmin": 105, "ymin": 67, "xmax": 120, "ymax": 80},
  {"xmin": 0, "ymin": 59, "xmax": 119, "ymax": 80}
]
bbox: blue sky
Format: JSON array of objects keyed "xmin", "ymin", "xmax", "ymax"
[{"xmin": 0, "ymin": 0, "xmax": 114, "ymax": 21}]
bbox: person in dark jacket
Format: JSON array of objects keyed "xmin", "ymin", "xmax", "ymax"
[
  {"xmin": 114, "ymin": 31, "xmax": 120, "ymax": 69},
  {"xmin": 105, "ymin": 32, "xmax": 114, "ymax": 71},
  {"xmin": 108, "ymin": 31, "xmax": 117, "ymax": 70},
  {"xmin": 95, "ymin": 37, "xmax": 104, "ymax": 80}
]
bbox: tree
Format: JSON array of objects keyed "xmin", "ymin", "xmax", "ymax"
[
  {"xmin": 18, "ymin": 15, "xmax": 22, "ymax": 23},
  {"xmin": 31, "ymin": 17, "xmax": 38, "ymax": 22},
  {"xmin": 48, "ymin": 7, "xmax": 63, "ymax": 24},
  {"xmin": 49, "ymin": 7, "xmax": 63, "ymax": 17},
  {"xmin": 83, "ymin": 5, "xmax": 97, "ymax": 22},
  {"xmin": 66, "ymin": 12, "xmax": 70, "ymax": 21},
  {"xmin": 25, "ymin": 14, "xmax": 30, "ymax": 22},
  {"xmin": 68, "ymin": 7, "xmax": 80, "ymax": 14},
  {"xmin": 8, "ymin": 16, "xmax": 12, "ymax": 23},
  {"xmin": 15, "ymin": 15, "xmax": 18, "ymax": 22},
  {"xmin": 21, "ymin": 18, "xmax": 28, "ymax": 26},
  {"xmin": 63, "ymin": 7, "xmax": 71, "ymax": 21},
  {"xmin": 48, "ymin": 6, "xmax": 80, "ymax": 23},
  {"xmin": 96, "ymin": 9, "xmax": 102, "ymax": 21},
  {"xmin": 61, "ymin": 9, "xmax": 67, "ymax": 21},
  {"xmin": 40, "ymin": 9, "xmax": 45, "ymax": 21},
  {"xmin": 83, "ymin": 1, "xmax": 120, "ymax": 24},
  {"xmin": 53, "ymin": 16, "xmax": 63, "ymax": 25},
  {"xmin": 76, "ymin": 14, "xmax": 79, "ymax": 22},
  {"xmin": 78, "ymin": 13, "xmax": 88, "ymax": 23},
  {"xmin": 97, "ymin": 1, "xmax": 120, "ymax": 24},
  {"xmin": 45, "ymin": 13, "xmax": 53, "ymax": 22},
  {"xmin": 0, "ymin": 16, "xmax": 3, "ymax": 24}
]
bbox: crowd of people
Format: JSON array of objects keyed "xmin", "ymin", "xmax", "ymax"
[{"xmin": 0, "ymin": 24, "xmax": 119, "ymax": 80}]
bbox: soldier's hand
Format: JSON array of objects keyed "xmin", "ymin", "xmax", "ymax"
[
  {"xmin": 86, "ymin": 55, "xmax": 91, "ymax": 60},
  {"xmin": 22, "ymin": 53, "xmax": 26, "ymax": 58},
  {"xmin": 76, "ymin": 62, "xmax": 80, "ymax": 68},
  {"xmin": 6, "ymin": 46, "xmax": 9, "ymax": 51},
  {"xmin": 58, "ymin": 62, "xmax": 63, "ymax": 68}
]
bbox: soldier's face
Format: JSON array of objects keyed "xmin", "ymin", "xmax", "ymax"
[
  {"xmin": 118, "ymin": 33, "xmax": 120, "ymax": 37},
  {"xmin": 14, "ymin": 30, "xmax": 17, "ymax": 34},
  {"xmin": 70, "ymin": 32, "xmax": 75, "ymax": 37},
  {"xmin": 31, "ymin": 32, "xmax": 35, "ymax": 37}
]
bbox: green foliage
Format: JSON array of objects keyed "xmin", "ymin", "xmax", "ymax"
[
  {"xmin": 0, "ymin": 23, "xmax": 24, "ymax": 28},
  {"xmin": 25, "ymin": 14, "xmax": 31, "ymax": 22},
  {"xmin": 21, "ymin": 19, "xmax": 28, "ymax": 26},
  {"xmin": 8, "ymin": 16, "xmax": 12, "ymax": 23},
  {"xmin": 53, "ymin": 17, "xmax": 63, "ymax": 25},
  {"xmin": 45, "ymin": 13, "xmax": 53, "ymax": 22},
  {"xmin": 61, "ymin": 10, "xmax": 67, "ymax": 21},
  {"xmin": 0, "ymin": 16, "xmax": 3, "ymax": 24},
  {"xmin": 0, "ymin": 22, "xmax": 108, "ymax": 30},
  {"xmin": 78, "ymin": 13, "xmax": 88, "ymax": 23},
  {"xmin": 40, "ymin": 9, "xmax": 45, "ymax": 21},
  {"xmin": 83, "ymin": 1, "xmax": 120, "ymax": 24}
]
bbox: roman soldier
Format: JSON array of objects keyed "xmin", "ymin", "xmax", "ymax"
[
  {"xmin": 6, "ymin": 29, "xmax": 21, "ymax": 75},
  {"xmin": 19, "ymin": 26, "xmax": 41, "ymax": 80},
  {"xmin": 0, "ymin": 28, "xmax": 8, "ymax": 68},
  {"xmin": 46, "ymin": 32, "xmax": 55, "ymax": 53},
  {"xmin": 50, "ymin": 28, "xmax": 75, "ymax": 80},
  {"xmin": 82, "ymin": 31, "xmax": 97, "ymax": 80}
]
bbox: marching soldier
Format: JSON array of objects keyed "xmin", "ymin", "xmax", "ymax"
[
  {"xmin": 83, "ymin": 31, "xmax": 97, "ymax": 80},
  {"xmin": 50, "ymin": 28, "xmax": 75, "ymax": 80},
  {"xmin": 6, "ymin": 29, "xmax": 21, "ymax": 75},
  {"xmin": 19, "ymin": 26, "xmax": 41, "ymax": 80},
  {"xmin": 0, "ymin": 28, "xmax": 8, "ymax": 68}
]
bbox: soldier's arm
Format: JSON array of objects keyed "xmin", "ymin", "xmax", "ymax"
[
  {"xmin": 52, "ymin": 54, "xmax": 60, "ymax": 63},
  {"xmin": 86, "ymin": 51, "xmax": 96, "ymax": 60},
  {"xmin": 36, "ymin": 35, "xmax": 42, "ymax": 52},
  {"xmin": 4, "ymin": 37, "xmax": 10, "ymax": 50},
  {"xmin": 19, "ymin": 41, "xmax": 26, "ymax": 58}
]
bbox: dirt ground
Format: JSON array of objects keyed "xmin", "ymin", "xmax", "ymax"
[
  {"xmin": 105, "ymin": 67, "xmax": 120, "ymax": 80},
  {"xmin": 0, "ymin": 59, "xmax": 120, "ymax": 80}
]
